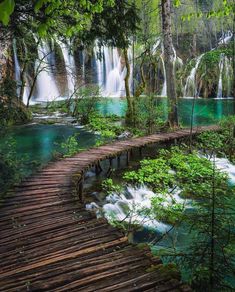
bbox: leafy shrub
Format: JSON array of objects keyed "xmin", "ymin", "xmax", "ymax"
[
  {"xmin": 60, "ymin": 134, "xmax": 82, "ymax": 157},
  {"xmin": 123, "ymin": 158, "xmax": 175, "ymax": 194},
  {"xmin": 101, "ymin": 178, "xmax": 123, "ymax": 194}
]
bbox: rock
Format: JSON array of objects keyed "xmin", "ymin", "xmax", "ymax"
[{"xmin": 117, "ymin": 131, "xmax": 132, "ymax": 140}]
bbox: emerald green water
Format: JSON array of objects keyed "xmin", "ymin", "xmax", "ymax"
[
  {"xmin": 97, "ymin": 97, "xmax": 235, "ymax": 126},
  {"xmin": 0, "ymin": 97, "xmax": 234, "ymax": 190},
  {"xmin": 0, "ymin": 124, "xmax": 97, "ymax": 178}
]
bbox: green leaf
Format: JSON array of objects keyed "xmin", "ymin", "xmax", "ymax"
[
  {"xmin": 173, "ymin": 0, "xmax": 181, "ymax": 8},
  {"xmin": 0, "ymin": 0, "xmax": 15, "ymax": 25},
  {"xmin": 34, "ymin": 0, "xmax": 47, "ymax": 13}
]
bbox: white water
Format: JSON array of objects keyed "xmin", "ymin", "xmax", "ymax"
[
  {"xmin": 12, "ymin": 39, "xmax": 30, "ymax": 104},
  {"xmin": 35, "ymin": 40, "xmax": 59, "ymax": 102},
  {"xmin": 225, "ymin": 56, "xmax": 232, "ymax": 97},
  {"xmin": 86, "ymin": 185, "xmax": 190, "ymax": 233},
  {"xmin": 94, "ymin": 44, "xmax": 133, "ymax": 97},
  {"xmin": 218, "ymin": 31, "xmax": 233, "ymax": 45},
  {"xmin": 217, "ymin": 53, "xmax": 225, "ymax": 99},
  {"xmin": 58, "ymin": 40, "xmax": 76, "ymax": 96},
  {"xmin": 160, "ymin": 54, "xmax": 167, "ymax": 97},
  {"xmin": 213, "ymin": 157, "xmax": 235, "ymax": 185},
  {"xmin": 184, "ymin": 54, "xmax": 204, "ymax": 98},
  {"xmin": 13, "ymin": 39, "xmax": 21, "ymax": 96},
  {"xmin": 159, "ymin": 41, "xmax": 182, "ymax": 97}
]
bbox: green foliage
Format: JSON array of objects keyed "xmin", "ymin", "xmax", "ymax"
[
  {"xmin": 72, "ymin": 86, "xmax": 100, "ymax": 125},
  {"xmin": 0, "ymin": 0, "xmax": 115, "ymax": 36},
  {"xmin": 60, "ymin": 134, "xmax": 81, "ymax": 157},
  {"xmin": 173, "ymin": 0, "xmax": 182, "ymax": 8},
  {"xmin": 88, "ymin": 0, "xmax": 139, "ymax": 48},
  {"xmin": 219, "ymin": 116, "xmax": 235, "ymax": 161},
  {"xmin": 0, "ymin": 98, "xmax": 32, "ymax": 127},
  {"xmin": 197, "ymin": 117, "xmax": 235, "ymax": 162},
  {"xmin": 87, "ymin": 114, "xmax": 124, "ymax": 147},
  {"xmin": 0, "ymin": 137, "xmax": 26, "ymax": 199},
  {"xmin": 135, "ymin": 96, "xmax": 166, "ymax": 134},
  {"xmin": 0, "ymin": 0, "xmax": 15, "ymax": 25},
  {"xmin": 196, "ymin": 131, "xmax": 225, "ymax": 158},
  {"xmin": 101, "ymin": 178, "xmax": 123, "ymax": 194},
  {"xmin": 123, "ymin": 158, "xmax": 175, "ymax": 194},
  {"xmin": 158, "ymin": 147, "xmax": 229, "ymax": 199},
  {"xmin": 181, "ymin": 0, "xmax": 234, "ymax": 21}
]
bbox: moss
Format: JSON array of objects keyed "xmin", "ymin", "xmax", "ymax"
[
  {"xmin": 146, "ymin": 263, "xmax": 180, "ymax": 280},
  {"xmin": 137, "ymin": 243, "xmax": 149, "ymax": 250},
  {"xmin": 0, "ymin": 97, "xmax": 32, "ymax": 127}
]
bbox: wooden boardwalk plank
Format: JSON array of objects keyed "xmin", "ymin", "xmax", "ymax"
[{"xmin": 0, "ymin": 127, "xmax": 218, "ymax": 291}]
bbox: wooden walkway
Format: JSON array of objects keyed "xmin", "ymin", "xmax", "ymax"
[{"xmin": 0, "ymin": 126, "xmax": 218, "ymax": 291}]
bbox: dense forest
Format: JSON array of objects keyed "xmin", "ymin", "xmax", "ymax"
[{"xmin": 0, "ymin": 0, "xmax": 235, "ymax": 291}]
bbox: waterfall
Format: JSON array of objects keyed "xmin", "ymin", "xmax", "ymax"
[
  {"xmin": 86, "ymin": 185, "xmax": 190, "ymax": 233},
  {"xmin": 35, "ymin": 40, "xmax": 59, "ymax": 102},
  {"xmin": 13, "ymin": 39, "xmax": 21, "ymax": 96},
  {"xmin": 12, "ymin": 39, "xmax": 30, "ymax": 104},
  {"xmin": 94, "ymin": 44, "xmax": 130, "ymax": 97},
  {"xmin": 93, "ymin": 44, "xmax": 104, "ymax": 88},
  {"xmin": 58, "ymin": 40, "xmax": 76, "ymax": 96},
  {"xmin": 225, "ymin": 56, "xmax": 232, "ymax": 97},
  {"xmin": 160, "ymin": 55, "xmax": 167, "ymax": 97},
  {"xmin": 159, "ymin": 42, "xmax": 182, "ymax": 97},
  {"xmin": 218, "ymin": 30, "xmax": 233, "ymax": 45},
  {"xmin": 217, "ymin": 53, "xmax": 225, "ymax": 99},
  {"xmin": 184, "ymin": 54, "xmax": 204, "ymax": 98}
]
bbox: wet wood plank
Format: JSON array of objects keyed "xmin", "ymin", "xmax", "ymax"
[{"xmin": 0, "ymin": 127, "xmax": 218, "ymax": 291}]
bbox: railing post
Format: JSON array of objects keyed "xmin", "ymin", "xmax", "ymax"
[
  {"xmin": 127, "ymin": 151, "xmax": 130, "ymax": 166},
  {"xmin": 95, "ymin": 161, "xmax": 102, "ymax": 175},
  {"xmin": 78, "ymin": 177, "xmax": 84, "ymax": 202}
]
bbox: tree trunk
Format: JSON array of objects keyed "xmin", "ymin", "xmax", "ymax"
[
  {"xmin": 161, "ymin": 0, "xmax": 179, "ymax": 128},
  {"xmin": 19, "ymin": 61, "xmax": 27, "ymax": 102},
  {"xmin": 124, "ymin": 47, "xmax": 135, "ymax": 126},
  {"xmin": 233, "ymin": 13, "xmax": 235, "ymax": 99},
  {"xmin": 27, "ymin": 75, "xmax": 37, "ymax": 107}
]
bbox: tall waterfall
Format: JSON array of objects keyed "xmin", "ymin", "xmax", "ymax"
[
  {"xmin": 184, "ymin": 54, "xmax": 204, "ymax": 98},
  {"xmin": 94, "ymin": 44, "xmax": 132, "ymax": 97},
  {"xmin": 160, "ymin": 54, "xmax": 167, "ymax": 97},
  {"xmin": 225, "ymin": 56, "xmax": 232, "ymax": 97},
  {"xmin": 217, "ymin": 53, "xmax": 225, "ymax": 99},
  {"xmin": 58, "ymin": 40, "xmax": 76, "ymax": 95},
  {"xmin": 216, "ymin": 53, "xmax": 232, "ymax": 99},
  {"xmin": 13, "ymin": 39, "xmax": 30, "ymax": 104},
  {"xmin": 35, "ymin": 40, "xmax": 59, "ymax": 102},
  {"xmin": 13, "ymin": 39, "xmax": 21, "ymax": 96},
  {"xmin": 159, "ymin": 41, "xmax": 182, "ymax": 97}
]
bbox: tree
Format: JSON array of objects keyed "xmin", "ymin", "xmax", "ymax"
[
  {"xmin": 86, "ymin": 0, "xmax": 140, "ymax": 127},
  {"xmin": 0, "ymin": 0, "xmax": 114, "ymax": 102},
  {"xmin": 161, "ymin": 0, "xmax": 179, "ymax": 128}
]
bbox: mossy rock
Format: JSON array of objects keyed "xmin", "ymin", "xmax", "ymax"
[{"xmin": 0, "ymin": 97, "xmax": 32, "ymax": 126}]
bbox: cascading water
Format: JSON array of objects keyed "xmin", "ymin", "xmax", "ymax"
[
  {"xmin": 13, "ymin": 39, "xmax": 30, "ymax": 104},
  {"xmin": 58, "ymin": 40, "xmax": 76, "ymax": 96},
  {"xmin": 35, "ymin": 40, "xmax": 59, "ymax": 102},
  {"xmin": 183, "ymin": 54, "xmax": 204, "ymax": 98},
  {"xmin": 159, "ymin": 41, "xmax": 182, "ymax": 97},
  {"xmin": 94, "ymin": 44, "xmax": 132, "ymax": 97},
  {"xmin": 13, "ymin": 39, "xmax": 21, "ymax": 96},
  {"xmin": 160, "ymin": 54, "xmax": 167, "ymax": 97},
  {"xmin": 86, "ymin": 185, "xmax": 190, "ymax": 233},
  {"xmin": 218, "ymin": 30, "xmax": 233, "ymax": 45},
  {"xmin": 217, "ymin": 53, "xmax": 225, "ymax": 99},
  {"xmin": 224, "ymin": 56, "xmax": 232, "ymax": 97}
]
